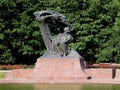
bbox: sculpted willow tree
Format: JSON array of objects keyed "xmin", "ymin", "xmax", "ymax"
[{"xmin": 34, "ymin": 10, "xmax": 83, "ymax": 59}]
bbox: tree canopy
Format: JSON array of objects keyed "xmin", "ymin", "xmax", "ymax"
[{"xmin": 0, "ymin": 0, "xmax": 120, "ymax": 64}]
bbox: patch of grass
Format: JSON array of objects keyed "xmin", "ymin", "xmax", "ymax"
[{"xmin": 0, "ymin": 72, "xmax": 6, "ymax": 79}]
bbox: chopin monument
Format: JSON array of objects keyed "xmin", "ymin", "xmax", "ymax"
[
  {"xmin": 34, "ymin": 10, "xmax": 82, "ymax": 58},
  {"xmin": 5, "ymin": 10, "xmax": 116, "ymax": 83},
  {"xmin": 5, "ymin": 10, "xmax": 91, "ymax": 83},
  {"xmin": 32, "ymin": 10, "xmax": 91, "ymax": 82}
]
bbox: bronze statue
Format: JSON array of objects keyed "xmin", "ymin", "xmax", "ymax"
[{"xmin": 34, "ymin": 10, "xmax": 83, "ymax": 59}]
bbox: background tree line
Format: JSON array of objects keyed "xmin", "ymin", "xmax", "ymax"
[{"xmin": 0, "ymin": 0, "xmax": 120, "ymax": 64}]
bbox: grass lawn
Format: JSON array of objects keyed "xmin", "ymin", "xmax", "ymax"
[{"xmin": 0, "ymin": 72, "xmax": 6, "ymax": 79}]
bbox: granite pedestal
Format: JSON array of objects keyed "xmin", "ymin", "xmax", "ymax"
[{"xmin": 31, "ymin": 58, "xmax": 90, "ymax": 83}]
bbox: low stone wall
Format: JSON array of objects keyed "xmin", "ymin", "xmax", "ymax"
[
  {"xmin": 88, "ymin": 63, "xmax": 120, "ymax": 68},
  {"xmin": 5, "ymin": 69, "xmax": 32, "ymax": 80},
  {"xmin": 115, "ymin": 69, "xmax": 120, "ymax": 79},
  {"xmin": 85, "ymin": 68, "xmax": 115, "ymax": 79}
]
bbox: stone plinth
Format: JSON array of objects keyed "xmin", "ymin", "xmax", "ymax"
[
  {"xmin": 5, "ymin": 57, "xmax": 120, "ymax": 83},
  {"xmin": 31, "ymin": 58, "xmax": 91, "ymax": 83}
]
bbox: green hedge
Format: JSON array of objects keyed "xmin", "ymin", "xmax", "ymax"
[{"xmin": 0, "ymin": 0, "xmax": 120, "ymax": 64}]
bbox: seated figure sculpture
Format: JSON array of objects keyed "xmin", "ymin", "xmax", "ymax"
[
  {"xmin": 34, "ymin": 10, "xmax": 83, "ymax": 59},
  {"xmin": 52, "ymin": 27, "xmax": 73, "ymax": 57}
]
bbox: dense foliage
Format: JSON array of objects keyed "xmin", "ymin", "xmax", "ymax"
[{"xmin": 0, "ymin": 0, "xmax": 120, "ymax": 64}]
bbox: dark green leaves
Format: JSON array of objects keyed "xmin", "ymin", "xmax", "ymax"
[{"xmin": 0, "ymin": 0, "xmax": 120, "ymax": 64}]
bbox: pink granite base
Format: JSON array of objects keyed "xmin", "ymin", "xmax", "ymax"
[
  {"xmin": 30, "ymin": 58, "xmax": 91, "ymax": 83},
  {"xmin": 5, "ymin": 58, "xmax": 91, "ymax": 83},
  {"xmin": 4, "ymin": 58, "xmax": 120, "ymax": 83}
]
